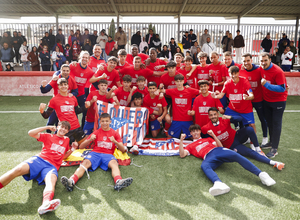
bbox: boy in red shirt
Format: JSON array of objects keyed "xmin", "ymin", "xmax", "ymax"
[
  {"xmin": 178, "ymin": 56, "xmax": 198, "ymax": 88},
  {"xmin": 224, "ymin": 51, "xmax": 242, "ymax": 80},
  {"xmin": 61, "ymin": 113, "xmax": 133, "ymax": 192},
  {"xmin": 112, "ymin": 75, "xmax": 135, "ymax": 107},
  {"xmin": 0, "ymin": 121, "xmax": 78, "ymax": 214},
  {"xmin": 193, "ymin": 52, "xmax": 210, "ymax": 89},
  {"xmin": 179, "ymin": 124, "xmax": 276, "ymax": 196},
  {"xmin": 126, "ymin": 45, "xmax": 149, "ymax": 65},
  {"xmin": 132, "ymin": 76, "xmax": 149, "ymax": 98}
]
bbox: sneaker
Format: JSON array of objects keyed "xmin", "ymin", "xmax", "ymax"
[
  {"xmin": 209, "ymin": 181, "xmax": 230, "ymax": 196},
  {"xmin": 130, "ymin": 145, "xmax": 139, "ymax": 155},
  {"xmin": 261, "ymin": 137, "xmax": 268, "ymax": 146},
  {"xmin": 261, "ymin": 142, "xmax": 272, "ymax": 149},
  {"xmin": 61, "ymin": 176, "xmax": 74, "ymax": 192},
  {"xmin": 256, "ymin": 147, "xmax": 267, "ymax": 157},
  {"xmin": 259, "ymin": 172, "xmax": 276, "ymax": 186},
  {"xmin": 38, "ymin": 199, "xmax": 61, "ymax": 215},
  {"xmin": 274, "ymin": 162, "xmax": 285, "ymax": 171},
  {"xmin": 266, "ymin": 148, "xmax": 278, "ymax": 158},
  {"xmin": 114, "ymin": 177, "xmax": 133, "ymax": 191}
]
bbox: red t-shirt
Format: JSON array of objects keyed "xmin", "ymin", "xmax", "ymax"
[
  {"xmin": 69, "ymin": 64, "xmax": 94, "ymax": 96},
  {"xmin": 38, "ymin": 133, "xmax": 70, "ymax": 170},
  {"xmin": 178, "ymin": 68, "xmax": 197, "ymax": 88},
  {"xmin": 92, "ymin": 66, "xmax": 120, "ymax": 91},
  {"xmin": 88, "ymin": 128, "xmax": 122, "ymax": 155},
  {"xmin": 126, "ymin": 53, "xmax": 149, "ymax": 65},
  {"xmin": 165, "ymin": 87, "xmax": 199, "ymax": 121},
  {"xmin": 201, "ymin": 118, "xmax": 236, "ymax": 149},
  {"xmin": 261, "ymin": 64, "xmax": 288, "ymax": 102},
  {"xmin": 143, "ymin": 94, "xmax": 168, "ymax": 121},
  {"xmin": 192, "ymin": 93, "xmax": 223, "ymax": 127},
  {"xmin": 194, "ymin": 65, "xmax": 210, "ymax": 89},
  {"xmin": 222, "ymin": 76, "xmax": 253, "ymax": 113},
  {"xmin": 86, "ymin": 91, "xmax": 114, "ymax": 122},
  {"xmin": 49, "ymin": 75, "xmax": 78, "ymax": 96},
  {"xmin": 87, "ymin": 56, "xmax": 106, "ymax": 88},
  {"xmin": 225, "ymin": 63, "xmax": 242, "ymax": 80},
  {"xmin": 239, "ymin": 66, "xmax": 263, "ymax": 103},
  {"xmin": 146, "ymin": 59, "xmax": 167, "ymax": 86},
  {"xmin": 208, "ymin": 62, "xmax": 227, "ymax": 92},
  {"xmin": 160, "ymin": 72, "xmax": 187, "ymax": 89},
  {"xmin": 119, "ymin": 66, "xmax": 153, "ymax": 87},
  {"xmin": 48, "ymin": 94, "xmax": 80, "ymax": 130},
  {"xmin": 114, "ymin": 87, "xmax": 131, "ymax": 106},
  {"xmin": 133, "ymin": 86, "xmax": 149, "ymax": 98},
  {"xmin": 115, "ymin": 61, "xmax": 132, "ymax": 82},
  {"xmin": 185, "ymin": 137, "xmax": 216, "ymax": 159}
]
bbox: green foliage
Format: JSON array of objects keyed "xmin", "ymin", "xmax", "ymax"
[
  {"xmin": 149, "ymin": 23, "xmax": 156, "ymax": 34},
  {"xmin": 108, "ymin": 19, "xmax": 116, "ymax": 40}
]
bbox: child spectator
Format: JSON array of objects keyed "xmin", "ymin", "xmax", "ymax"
[
  {"xmin": 64, "ymin": 44, "xmax": 72, "ymax": 63},
  {"xmin": 5, "ymin": 63, "xmax": 15, "ymax": 71},
  {"xmin": 52, "ymin": 46, "xmax": 64, "ymax": 71},
  {"xmin": 71, "ymin": 40, "xmax": 81, "ymax": 61},
  {"xmin": 105, "ymin": 36, "xmax": 115, "ymax": 56}
]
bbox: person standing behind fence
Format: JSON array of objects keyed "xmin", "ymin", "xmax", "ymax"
[
  {"xmin": 97, "ymin": 30, "xmax": 108, "ymax": 61},
  {"xmin": 90, "ymin": 30, "xmax": 98, "ymax": 47},
  {"xmin": 19, "ymin": 41, "xmax": 30, "ymax": 71},
  {"xmin": 222, "ymin": 33, "xmax": 234, "ymax": 53},
  {"xmin": 80, "ymin": 29, "xmax": 90, "ymax": 46},
  {"xmin": 28, "ymin": 46, "xmax": 40, "ymax": 71},
  {"xmin": 82, "ymin": 39, "xmax": 93, "ymax": 56},
  {"xmin": 131, "ymin": 31, "xmax": 141, "ymax": 49},
  {"xmin": 105, "ymin": 36, "xmax": 115, "ymax": 58},
  {"xmin": 261, "ymin": 33, "xmax": 272, "ymax": 53},
  {"xmin": 202, "ymin": 37, "xmax": 216, "ymax": 64},
  {"xmin": 68, "ymin": 30, "xmax": 76, "ymax": 47},
  {"xmin": 115, "ymin": 27, "xmax": 127, "ymax": 49},
  {"xmin": 182, "ymin": 31, "xmax": 191, "ymax": 56},
  {"xmin": 48, "ymin": 29, "xmax": 56, "ymax": 52},
  {"xmin": 12, "ymin": 31, "xmax": 23, "ymax": 65},
  {"xmin": 188, "ymin": 29, "xmax": 197, "ymax": 47},
  {"xmin": 0, "ymin": 42, "xmax": 15, "ymax": 70},
  {"xmin": 146, "ymin": 29, "xmax": 155, "ymax": 49},
  {"xmin": 56, "ymin": 29, "xmax": 65, "ymax": 46},
  {"xmin": 233, "ymin": 30, "xmax": 245, "ymax": 64},
  {"xmin": 200, "ymin": 29, "xmax": 211, "ymax": 47},
  {"xmin": 39, "ymin": 45, "xmax": 51, "ymax": 71}
]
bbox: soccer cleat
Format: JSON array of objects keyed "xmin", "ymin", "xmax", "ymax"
[
  {"xmin": 38, "ymin": 199, "xmax": 61, "ymax": 215},
  {"xmin": 273, "ymin": 162, "xmax": 285, "ymax": 171},
  {"xmin": 130, "ymin": 145, "xmax": 139, "ymax": 155},
  {"xmin": 61, "ymin": 176, "xmax": 74, "ymax": 192},
  {"xmin": 256, "ymin": 147, "xmax": 267, "ymax": 157},
  {"xmin": 114, "ymin": 177, "xmax": 133, "ymax": 191},
  {"xmin": 266, "ymin": 148, "xmax": 278, "ymax": 158},
  {"xmin": 259, "ymin": 172, "xmax": 276, "ymax": 186},
  {"xmin": 209, "ymin": 181, "xmax": 230, "ymax": 196},
  {"xmin": 261, "ymin": 142, "xmax": 272, "ymax": 149}
]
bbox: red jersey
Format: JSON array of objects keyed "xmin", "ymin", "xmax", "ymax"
[
  {"xmin": 178, "ymin": 68, "xmax": 197, "ymax": 88},
  {"xmin": 126, "ymin": 53, "xmax": 149, "ymax": 65},
  {"xmin": 192, "ymin": 93, "xmax": 223, "ymax": 127},
  {"xmin": 225, "ymin": 62, "xmax": 242, "ymax": 80},
  {"xmin": 239, "ymin": 65, "xmax": 263, "ymax": 102},
  {"xmin": 143, "ymin": 94, "xmax": 168, "ymax": 121},
  {"xmin": 88, "ymin": 128, "xmax": 122, "ymax": 155},
  {"xmin": 222, "ymin": 77, "xmax": 253, "ymax": 113},
  {"xmin": 208, "ymin": 62, "xmax": 227, "ymax": 92},
  {"xmin": 48, "ymin": 94, "xmax": 80, "ymax": 130},
  {"xmin": 165, "ymin": 87, "xmax": 199, "ymax": 121},
  {"xmin": 87, "ymin": 56, "xmax": 106, "ymax": 88},
  {"xmin": 133, "ymin": 86, "xmax": 149, "ymax": 98},
  {"xmin": 146, "ymin": 59, "xmax": 167, "ymax": 86},
  {"xmin": 115, "ymin": 61, "xmax": 132, "ymax": 82},
  {"xmin": 194, "ymin": 65, "xmax": 210, "ymax": 89},
  {"xmin": 176, "ymin": 63, "xmax": 185, "ymax": 71},
  {"xmin": 160, "ymin": 72, "xmax": 187, "ymax": 89},
  {"xmin": 38, "ymin": 133, "xmax": 70, "ymax": 170},
  {"xmin": 119, "ymin": 66, "xmax": 153, "ymax": 87},
  {"xmin": 49, "ymin": 75, "xmax": 78, "ymax": 96},
  {"xmin": 114, "ymin": 87, "xmax": 131, "ymax": 106},
  {"xmin": 69, "ymin": 64, "xmax": 94, "ymax": 96},
  {"xmin": 92, "ymin": 66, "xmax": 120, "ymax": 91},
  {"xmin": 261, "ymin": 63, "xmax": 288, "ymax": 102},
  {"xmin": 86, "ymin": 91, "xmax": 114, "ymax": 122},
  {"xmin": 185, "ymin": 137, "xmax": 217, "ymax": 159},
  {"xmin": 201, "ymin": 118, "xmax": 236, "ymax": 149}
]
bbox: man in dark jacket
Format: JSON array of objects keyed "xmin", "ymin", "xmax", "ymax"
[
  {"xmin": 188, "ymin": 29, "xmax": 197, "ymax": 46},
  {"xmin": 0, "ymin": 42, "xmax": 15, "ymax": 70},
  {"xmin": 55, "ymin": 29, "xmax": 65, "ymax": 46},
  {"xmin": 90, "ymin": 30, "xmax": 98, "ymax": 47},
  {"xmin": 48, "ymin": 29, "xmax": 56, "ymax": 52},
  {"xmin": 261, "ymin": 33, "xmax": 272, "ymax": 53},
  {"xmin": 182, "ymin": 31, "xmax": 191, "ymax": 56},
  {"xmin": 145, "ymin": 29, "xmax": 154, "ymax": 49},
  {"xmin": 233, "ymin": 30, "xmax": 245, "ymax": 63},
  {"xmin": 278, "ymin": 33, "xmax": 290, "ymax": 47},
  {"xmin": 131, "ymin": 31, "xmax": 141, "ymax": 49},
  {"xmin": 11, "ymin": 31, "xmax": 23, "ymax": 64},
  {"xmin": 18, "ymin": 32, "xmax": 27, "ymax": 42}
]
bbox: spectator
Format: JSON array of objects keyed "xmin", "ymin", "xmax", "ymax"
[
  {"xmin": 152, "ymin": 34, "xmax": 162, "ymax": 50},
  {"xmin": 19, "ymin": 41, "xmax": 30, "ymax": 71},
  {"xmin": 55, "ymin": 29, "xmax": 65, "ymax": 46},
  {"xmin": 80, "ymin": 28, "xmax": 90, "ymax": 46},
  {"xmin": 188, "ymin": 29, "xmax": 197, "ymax": 46},
  {"xmin": 51, "ymin": 46, "xmax": 64, "ymax": 71},
  {"xmin": 233, "ymin": 30, "xmax": 245, "ymax": 64},
  {"xmin": 182, "ymin": 31, "xmax": 191, "ymax": 56},
  {"xmin": 139, "ymin": 37, "xmax": 148, "ymax": 53},
  {"xmin": 161, "ymin": 45, "xmax": 171, "ymax": 60},
  {"xmin": 298, "ymin": 37, "xmax": 300, "ymax": 65},
  {"xmin": 27, "ymin": 46, "xmax": 40, "ymax": 71},
  {"xmin": 38, "ymin": 39, "xmax": 48, "ymax": 53},
  {"xmin": 157, "ymin": 47, "xmax": 163, "ymax": 58},
  {"xmin": 175, "ymin": 46, "xmax": 184, "ymax": 57},
  {"xmin": 11, "ymin": 31, "xmax": 23, "ymax": 65},
  {"xmin": 97, "ymin": 30, "xmax": 108, "ymax": 60},
  {"xmin": 71, "ymin": 40, "xmax": 81, "ymax": 61},
  {"xmin": 193, "ymin": 46, "xmax": 201, "ymax": 64},
  {"xmin": 39, "ymin": 45, "xmax": 51, "ymax": 71},
  {"xmin": 278, "ymin": 40, "xmax": 288, "ymax": 58},
  {"xmin": 278, "ymin": 33, "xmax": 290, "ymax": 47},
  {"xmin": 42, "ymin": 32, "xmax": 51, "ymax": 48},
  {"xmin": 114, "ymin": 27, "xmax": 127, "ymax": 49},
  {"xmin": 68, "ymin": 30, "xmax": 76, "ymax": 46},
  {"xmin": 201, "ymin": 37, "xmax": 216, "ymax": 64},
  {"xmin": 0, "ymin": 42, "xmax": 15, "ymax": 70},
  {"xmin": 169, "ymin": 38, "xmax": 177, "ymax": 58},
  {"xmin": 74, "ymin": 32, "xmax": 81, "ymax": 46},
  {"xmin": 82, "ymin": 39, "xmax": 93, "ymax": 55},
  {"xmin": 5, "ymin": 63, "xmax": 14, "ymax": 71},
  {"xmin": 0, "ymin": 32, "xmax": 12, "ymax": 47},
  {"xmin": 145, "ymin": 29, "xmax": 155, "ymax": 48},
  {"xmin": 52, "ymin": 39, "xmax": 64, "ymax": 53},
  {"xmin": 105, "ymin": 36, "xmax": 115, "ymax": 56},
  {"xmin": 108, "ymin": 44, "xmax": 119, "ymax": 57},
  {"xmin": 64, "ymin": 44, "xmax": 72, "ymax": 63},
  {"xmin": 261, "ymin": 33, "xmax": 272, "ymax": 53},
  {"xmin": 289, "ymin": 41, "xmax": 297, "ymax": 69},
  {"xmin": 18, "ymin": 31, "xmax": 27, "ymax": 42},
  {"xmin": 200, "ymin": 29, "xmax": 211, "ymax": 47},
  {"xmin": 281, "ymin": 46, "xmax": 293, "ymax": 72},
  {"xmin": 190, "ymin": 41, "xmax": 199, "ymax": 56},
  {"xmin": 221, "ymin": 30, "xmax": 229, "ymax": 45},
  {"xmin": 48, "ymin": 29, "xmax": 56, "ymax": 51},
  {"xmin": 271, "ymin": 47, "xmax": 280, "ymax": 66},
  {"xmin": 90, "ymin": 30, "xmax": 98, "ymax": 46},
  {"xmin": 142, "ymin": 46, "xmax": 148, "ymax": 55},
  {"xmin": 222, "ymin": 33, "xmax": 234, "ymax": 53},
  {"xmin": 131, "ymin": 31, "xmax": 141, "ymax": 48}
]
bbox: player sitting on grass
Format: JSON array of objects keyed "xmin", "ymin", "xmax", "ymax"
[
  {"xmin": 179, "ymin": 124, "xmax": 276, "ymax": 196},
  {"xmin": 61, "ymin": 113, "xmax": 133, "ymax": 192},
  {"xmin": 0, "ymin": 121, "xmax": 78, "ymax": 214}
]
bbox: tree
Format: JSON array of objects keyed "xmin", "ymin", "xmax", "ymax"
[
  {"xmin": 109, "ymin": 19, "xmax": 116, "ymax": 40},
  {"xmin": 148, "ymin": 23, "xmax": 156, "ymax": 34}
]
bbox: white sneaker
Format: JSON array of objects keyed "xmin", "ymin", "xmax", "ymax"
[
  {"xmin": 38, "ymin": 199, "xmax": 61, "ymax": 215},
  {"xmin": 130, "ymin": 145, "xmax": 139, "ymax": 155},
  {"xmin": 259, "ymin": 172, "xmax": 276, "ymax": 186},
  {"xmin": 262, "ymin": 137, "xmax": 268, "ymax": 146},
  {"xmin": 209, "ymin": 181, "xmax": 230, "ymax": 196}
]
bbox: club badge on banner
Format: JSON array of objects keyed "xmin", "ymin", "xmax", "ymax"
[{"xmin": 95, "ymin": 101, "xmax": 150, "ymax": 146}]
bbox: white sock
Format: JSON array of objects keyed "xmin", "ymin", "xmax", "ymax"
[
  {"xmin": 269, "ymin": 160, "xmax": 276, "ymax": 165},
  {"xmin": 250, "ymin": 144, "xmax": 255, "ymax": 151},
  {"xmin": 262, "ymin": 137, "xmax": 268, "ymax": 145},
  {"xmin": 255, "ymin": 146, "xmax": 261, "ymax": 152}
]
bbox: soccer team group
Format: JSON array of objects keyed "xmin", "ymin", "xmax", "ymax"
[{"xmin": 0, "ymin": 43, "xmax": 287, "ymax": 214}]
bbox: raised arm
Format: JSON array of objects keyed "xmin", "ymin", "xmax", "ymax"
[{"xmin": 179, "ymin": 133, "xmax": 189, "ymax": 158}]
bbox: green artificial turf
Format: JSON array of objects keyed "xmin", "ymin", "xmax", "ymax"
[{"xmin": 0, "ymin": 96, "xmax": 300, "ymax": 219}]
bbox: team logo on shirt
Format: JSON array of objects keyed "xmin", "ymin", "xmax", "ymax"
[
  {"xmin": 171, "ymin": 81, "xmax": 174, "ymax": 84},
  {"xmin": 203, "ymin": 102, "xmax": 206, "ymax": 105},
  {"xmin": 59, "ymin": 140, "xmax": 63, "ymax": 145},
  {"xmin": 201, "ymin": 70, "xmax": 204, "ymax": 73},
  {"xmin": 135, "ymin": 74, "xmax": 138, "ymax": 78},
  {"xmin": 248, "ymin": 76, "xmax": 251, "ymax": 80},
  {"xmin": 153, "ymin": 103, "xmax": 156, "ymax": 106},
  {"xmin": 80, "ymin": 73, "xmax": 84, "ymax": 77},
  {"xmin": 124, "ymin": 96, "xmax": 126, "ymax": 99},
  {"xmin": 103, "ymin": 136, "xmax": 107, "ymax": 141},
  {"xmin": 234, "ymin": 89, "xmax": 238, "ymax": 93},
  {"xmin": 65, "ymin": 101, "xmax": 69, "ymax": 104},
  {"xmin": 107, "ymin": 76, "xmax": 110, "ymax": 79},
  {"xmin": 263, "ymin": 74, "xmax": 266, "ymax": 78},
  {"xmin": 217, "ymin": 130, "xmax": 221, "ymax": 134},
  {"xmin": 179, "ymin": 94, "xmax": 183, "ymax": 97}
]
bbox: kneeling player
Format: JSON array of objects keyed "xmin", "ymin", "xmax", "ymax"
[
  {"xmin": 61, "ymin": 113, "xmax": 133, "ymax": 192},
  {"xmin": 179, "ymin": 124, "xmax": 276, "ymax": 196},
  {"xmin": 0, "ymin": 121, "xmax": 77, "ymax": 214}
]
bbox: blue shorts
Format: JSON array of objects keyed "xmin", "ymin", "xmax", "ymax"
[
  {"xmin": 225, "ymin": 107, "xmax": 255, "ymax": 125},
  {"xmin": 22, "ymin": 156, "xmax": 58, "ymax": 185},
  {"xmin": 83, "ymin": 121, "xmax": 94, "ymax": 135},
  {"xmin": 85, "ymin": 151, "xmax": 117, "ymax": 171},
  {"xmin": 150, "ymin": 119, "xmax": 161, "ymax": 131},
  {"xmin": 168, "ymin": 120, "xmax": 193, "ymax": 138}
]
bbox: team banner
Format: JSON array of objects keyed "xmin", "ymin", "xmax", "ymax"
[
  {"xmin": 95, "ymin": 101, "xmax": 150, "ymax": 147},
  {"xmin": 138, "ymin": 138, "xmax": 192, "ymax": 156}
]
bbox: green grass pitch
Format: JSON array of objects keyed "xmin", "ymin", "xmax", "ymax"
[{"xmin": 0, "ymin": 96, "xmax": 300, "ymax": 219}]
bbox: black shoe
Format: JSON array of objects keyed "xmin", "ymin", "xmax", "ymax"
[
  {"xmin": 266, "ymin": 148, "xmax": 278, "ymax": 158},
  {"xmin": 114, "ymin": 177, "xmax": 133, "ymax": 191},
  {"xmin": 61, "ymin": 176, "xmax": 74, "ymax": 192},
  {"xmin": 261, "ymin": 142, "xmax": 272, "ymax": 149}
]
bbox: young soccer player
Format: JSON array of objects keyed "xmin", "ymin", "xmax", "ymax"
[
  {"xmin": 179, "ymin": 124, "xmax": 276, "ymax": 196},
  {"xmin": 194, "ymin": 52, "xmax": 210, "ymax": 89},
  {"xmin": 160, "ymin": 61, "xmax": 186, "ymax": 90},
  {"xmin": 178, "ymin": 56, "xmax": 198, "ymax": 88},
  {"xmin": 112, "ymin": 75, "xmax": 135, "ymax": 107},
  {"xmin": 0, "ymin": 121, "xmax": 78, "ymax": 214},
  {"xmin": 126, "ymin": 44, "xmax": 149, "ymax": 65},
  {"xmin": 223, "ymin": 51, "xmax": 242, "ymax": 80},
  {"xmin": 132, "ymin": 76, "xmax": 149, "ymax": 98},
  {"xmin": 61, "ymin": 113, "xmax": 133, "ymax": 192}
]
